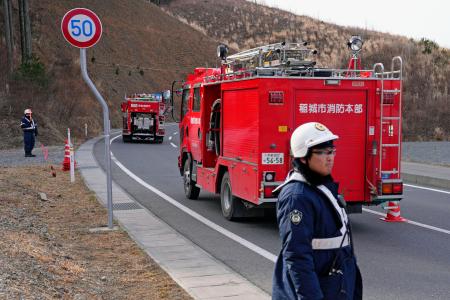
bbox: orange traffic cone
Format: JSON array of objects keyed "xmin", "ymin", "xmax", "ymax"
[
  {"xmin": 380, "ymin": 201, "xmax": 406, "ymax": 222},
  {"xmin": 61, "ymin": 140, "xmax": 77, "ymax": 171},
  {"xmin": 62, "ymin": 140, "xmax": 71, "ymax": 171}
]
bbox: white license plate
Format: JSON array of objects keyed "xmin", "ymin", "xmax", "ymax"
[{"xmin": 262, "ymin": 153, "xmax": 284, "ymax": 165}]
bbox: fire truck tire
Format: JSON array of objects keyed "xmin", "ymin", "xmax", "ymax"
[
  {"xmin": 122, "ymin": 135, "xmax": 132, "ymax": 143},
  {"xmin": 220, "ymin": 172, "xmax": 246, "ymax": 221},
  {"xmin": 183, "ymin": 158, "xmax": 200, "ymax": 199}
]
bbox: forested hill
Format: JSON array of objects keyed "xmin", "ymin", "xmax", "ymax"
[
  {"xmin": 0, "ymin": 0, "xmax": 448, "ymax": 149},
  {"xmin": 0, "ymin": 0, "xmax": 217, "ymax": 149},
  {"xmin": 161, "ymin": 0, "xmax": 449, "ymax": 141}
]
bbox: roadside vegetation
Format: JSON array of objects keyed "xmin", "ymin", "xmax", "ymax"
[
  {"xmin": 0, "ymin": 164, "xmax": 192, "ymax": 299},
  {"xmin": 0, "ymin": 0, "xmax": 217, "ymax": 149},
  {"xmin": 162, "ymin": 0, "xmax": 450, "ymax": 141},
  {"xmin": 0, "ymin": 0, "xmax": 448, "ymax": 151}
]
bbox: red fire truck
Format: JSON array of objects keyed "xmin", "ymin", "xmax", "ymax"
[
  {"xmin": 175, "ymin": 37, "xmax": 403, "ymax": 220},
  {"xmin": 121, "ymin": 92, "xmax": 168, "ymax": 143}
]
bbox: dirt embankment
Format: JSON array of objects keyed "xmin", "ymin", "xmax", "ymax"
[
  {"xmin": 0, "ymin": 165, "xmax": 192, "ymax": 300},
  {"xmin": 163, "ymin": 0, "xmax": 450, "ymax": 141},
  {"xmin": 0, "ymin": 0, "xmax": 218, "ymax": 150}
]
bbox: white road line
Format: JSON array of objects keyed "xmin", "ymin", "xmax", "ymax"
[
  {"xmin": 170, "ymin": 142, "xmax": 177, "ymax": 148},
  {"xmin": 169, "ymin": 136, "xmax": 172, "ymax": 141},
  {"xmin": 361, "ymin": 208, "xmax": 386, "ymax": 218},
  {"xmin": 110, "ymin": 134, "xmax": 121, "ymax": 144},
  {"xmin": 173, "ymin": 132, "xmax": 178, "ymax": 135},
  {"xmin": 109, "ymin": 134, "xmax": 449, "ymax": 256},
  {"xmin": 362, "ymin": 208, "xmax": 450, "ymax": 235},
  {"xmin": 108, "ymin": 150, "xmax": 277, "ymax": 263},
  {"xmin": 404, "ymin": 183, "xmax": 450, "ymax": 195}
]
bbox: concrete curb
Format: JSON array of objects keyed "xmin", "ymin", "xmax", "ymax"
[
  {"xmin": 401, "ymin": 173, "xmax": 450, "ymax": 190},
  {"xmin": 401, "ymin": 161, "xmax": 450, "ymax": 190},
  {"xmin": 76, "ymin": 137, "xmax": 270, "ymax": 300}
]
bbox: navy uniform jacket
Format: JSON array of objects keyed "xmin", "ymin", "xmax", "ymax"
[
  {"xmin": 272, "ymin": 171, "xmax": 362, "ymax": 300},
  {"xmin": 21, "ymin": 116, "xmax": 38, "ymax": 135}
]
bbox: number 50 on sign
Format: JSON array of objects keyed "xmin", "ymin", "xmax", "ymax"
[{"xmin": 61, "ymin": 8, "xmax": 102, "ymax": 48}]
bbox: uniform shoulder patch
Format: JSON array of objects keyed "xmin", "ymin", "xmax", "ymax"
[{"xmin": 289, "ymin": 209, "xmax": 303, "ymax": 225}]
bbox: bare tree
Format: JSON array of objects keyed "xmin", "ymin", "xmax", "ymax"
[
  {"xmin": 3, "ymin": 0, "xmax": 14, "ymax": 74},
  {"xmin": 18, "ymin": 0, "xmax": 32, "ymax": 63}
]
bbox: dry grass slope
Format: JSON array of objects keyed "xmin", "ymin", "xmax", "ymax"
[
  {"xmin": 162, "ymin": 0, "xmax": 450, "ymax": 141},
  {"xmin": 0, "ymin": 165, "xmax": 192, "ymax": 299},
  {"xmin": 0, "ymin": 0, "xmax": 218, "ymax": 149},
  {"xmin": 1, "ymin": 0, "xmax": 448, "ymax": 146}
]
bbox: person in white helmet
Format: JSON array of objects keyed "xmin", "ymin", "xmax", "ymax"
[
  {"xmin": 272, "ymin": 122, "xmax": 362, "ymax": 300},
  {"xmin": 20, "ymin": 108, "xmax": 38, "ymax": 157}
]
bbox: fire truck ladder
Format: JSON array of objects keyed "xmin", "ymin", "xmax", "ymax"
[
  {"xmin": 226, "ymin": 42, "xmax": 317, "ymax": 70},
  {"xmin": 373, "ymin": 57, "xmax": 403, "ymax": 179}
]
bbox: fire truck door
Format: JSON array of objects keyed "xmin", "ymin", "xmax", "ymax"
[
  {"xmin": 294, "ymin": 89, "xmax": 367, "ymax": 202},
  {"xmin": 189, "ymin": 87, "xmax": 202, "ymax": 161},
  {"xmin": 179, "ymin": 88, "xmax": 190, "ymax": 146}
]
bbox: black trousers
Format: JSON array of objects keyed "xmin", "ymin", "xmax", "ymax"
[{"xmin": 23, "ymin": 131, "xmax": 35, "ymax": 154}]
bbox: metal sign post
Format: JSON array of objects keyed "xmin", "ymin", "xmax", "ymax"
[
  {"xmin": 80, "ymin": 49, "xmax": 113, "ymax": 228},
  {"xmin": 61, "ymin": 8, "xmax": 113, "ymax": 229}
]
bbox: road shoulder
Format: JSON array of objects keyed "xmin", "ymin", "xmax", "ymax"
[
  {"xmin": 77, "ymin": 137, "xmax": 270, "ymax": 300},
  {"xmin": 402, "ymin": 161, "xmax": 450, "ymax": 190}
]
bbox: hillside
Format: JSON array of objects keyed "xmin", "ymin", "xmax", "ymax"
[
  {"xmin": 1, "ymin": 0, "xmax": 449, "ymax": 149},
  {"xmin": 161, "ymin": 0, "xmax": 450, "ymax": 141},
  {"xmin": 0, "ymin": 0, "xmax": 218, "ymax": 149}
]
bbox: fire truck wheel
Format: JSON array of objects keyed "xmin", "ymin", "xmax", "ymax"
[
  {"xmin": 122, "ymin": 135, "xmax": 132, "ymax": 143},
  {"xmin": 220, "ymin": 172, "xmax": 246, "ymax": 221},
  {"xmin": 184, "ymin": 158, "xmax": 200, "ymax": 199}
]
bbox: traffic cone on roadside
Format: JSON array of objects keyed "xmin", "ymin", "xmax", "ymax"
[
  {"xmin": 61, "ymin": 140, "xmax": 75, "ymax": 171},
  {"xmin": 380, "ymin": 201, "xmax": 406, "ymax": 222},
  {"xmin": 62, "ymin": 140, "xmax": 70, "ymax": 171}
]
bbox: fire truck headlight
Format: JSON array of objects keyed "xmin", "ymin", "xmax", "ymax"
[{"xmin": 348, "ymin": 36, "xmax": 363, "ymax": 53}]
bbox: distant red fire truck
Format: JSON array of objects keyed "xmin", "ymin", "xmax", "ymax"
[
  {"xmin": 121, "ymin": 92, "xmax": 169, "ymax": 143},
  {"xmin": 174, "ymin": 37, "xmax": 403, "ymax": 220}
]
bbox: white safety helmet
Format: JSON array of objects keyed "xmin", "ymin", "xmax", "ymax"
[
  {"xmin": 24, "ymin": 108, "xmax": 32, "ymax": 114},
  {"xmin": 290, "ymin": 122, "xmax": 338, "ymax": 158}
]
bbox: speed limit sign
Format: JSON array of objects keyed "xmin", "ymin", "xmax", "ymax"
[
  {"xmin": 61, "ymin": 8, "xmax": 102, "ymax": 48},
  {"xmin": 62, "ymin": 8, "xmax": 113, "ymax": 228}
]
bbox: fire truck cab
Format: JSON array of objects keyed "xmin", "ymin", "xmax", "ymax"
[
  {"xmin": 175, "ymin": 38, "xmax": 403, "ymax": 220},
  {"xmin": 121, "ymin": 92, "xmax": 170, "ymax": 143}
]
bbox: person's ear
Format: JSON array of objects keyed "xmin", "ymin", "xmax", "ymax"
[{"xmin": 300, "ymin": 157, "xmax": 307, "ymax": 164}]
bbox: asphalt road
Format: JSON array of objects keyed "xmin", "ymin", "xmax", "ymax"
[{"xmin": 93, "ymin": 124, "xmax": 450, "ymax": 299}]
